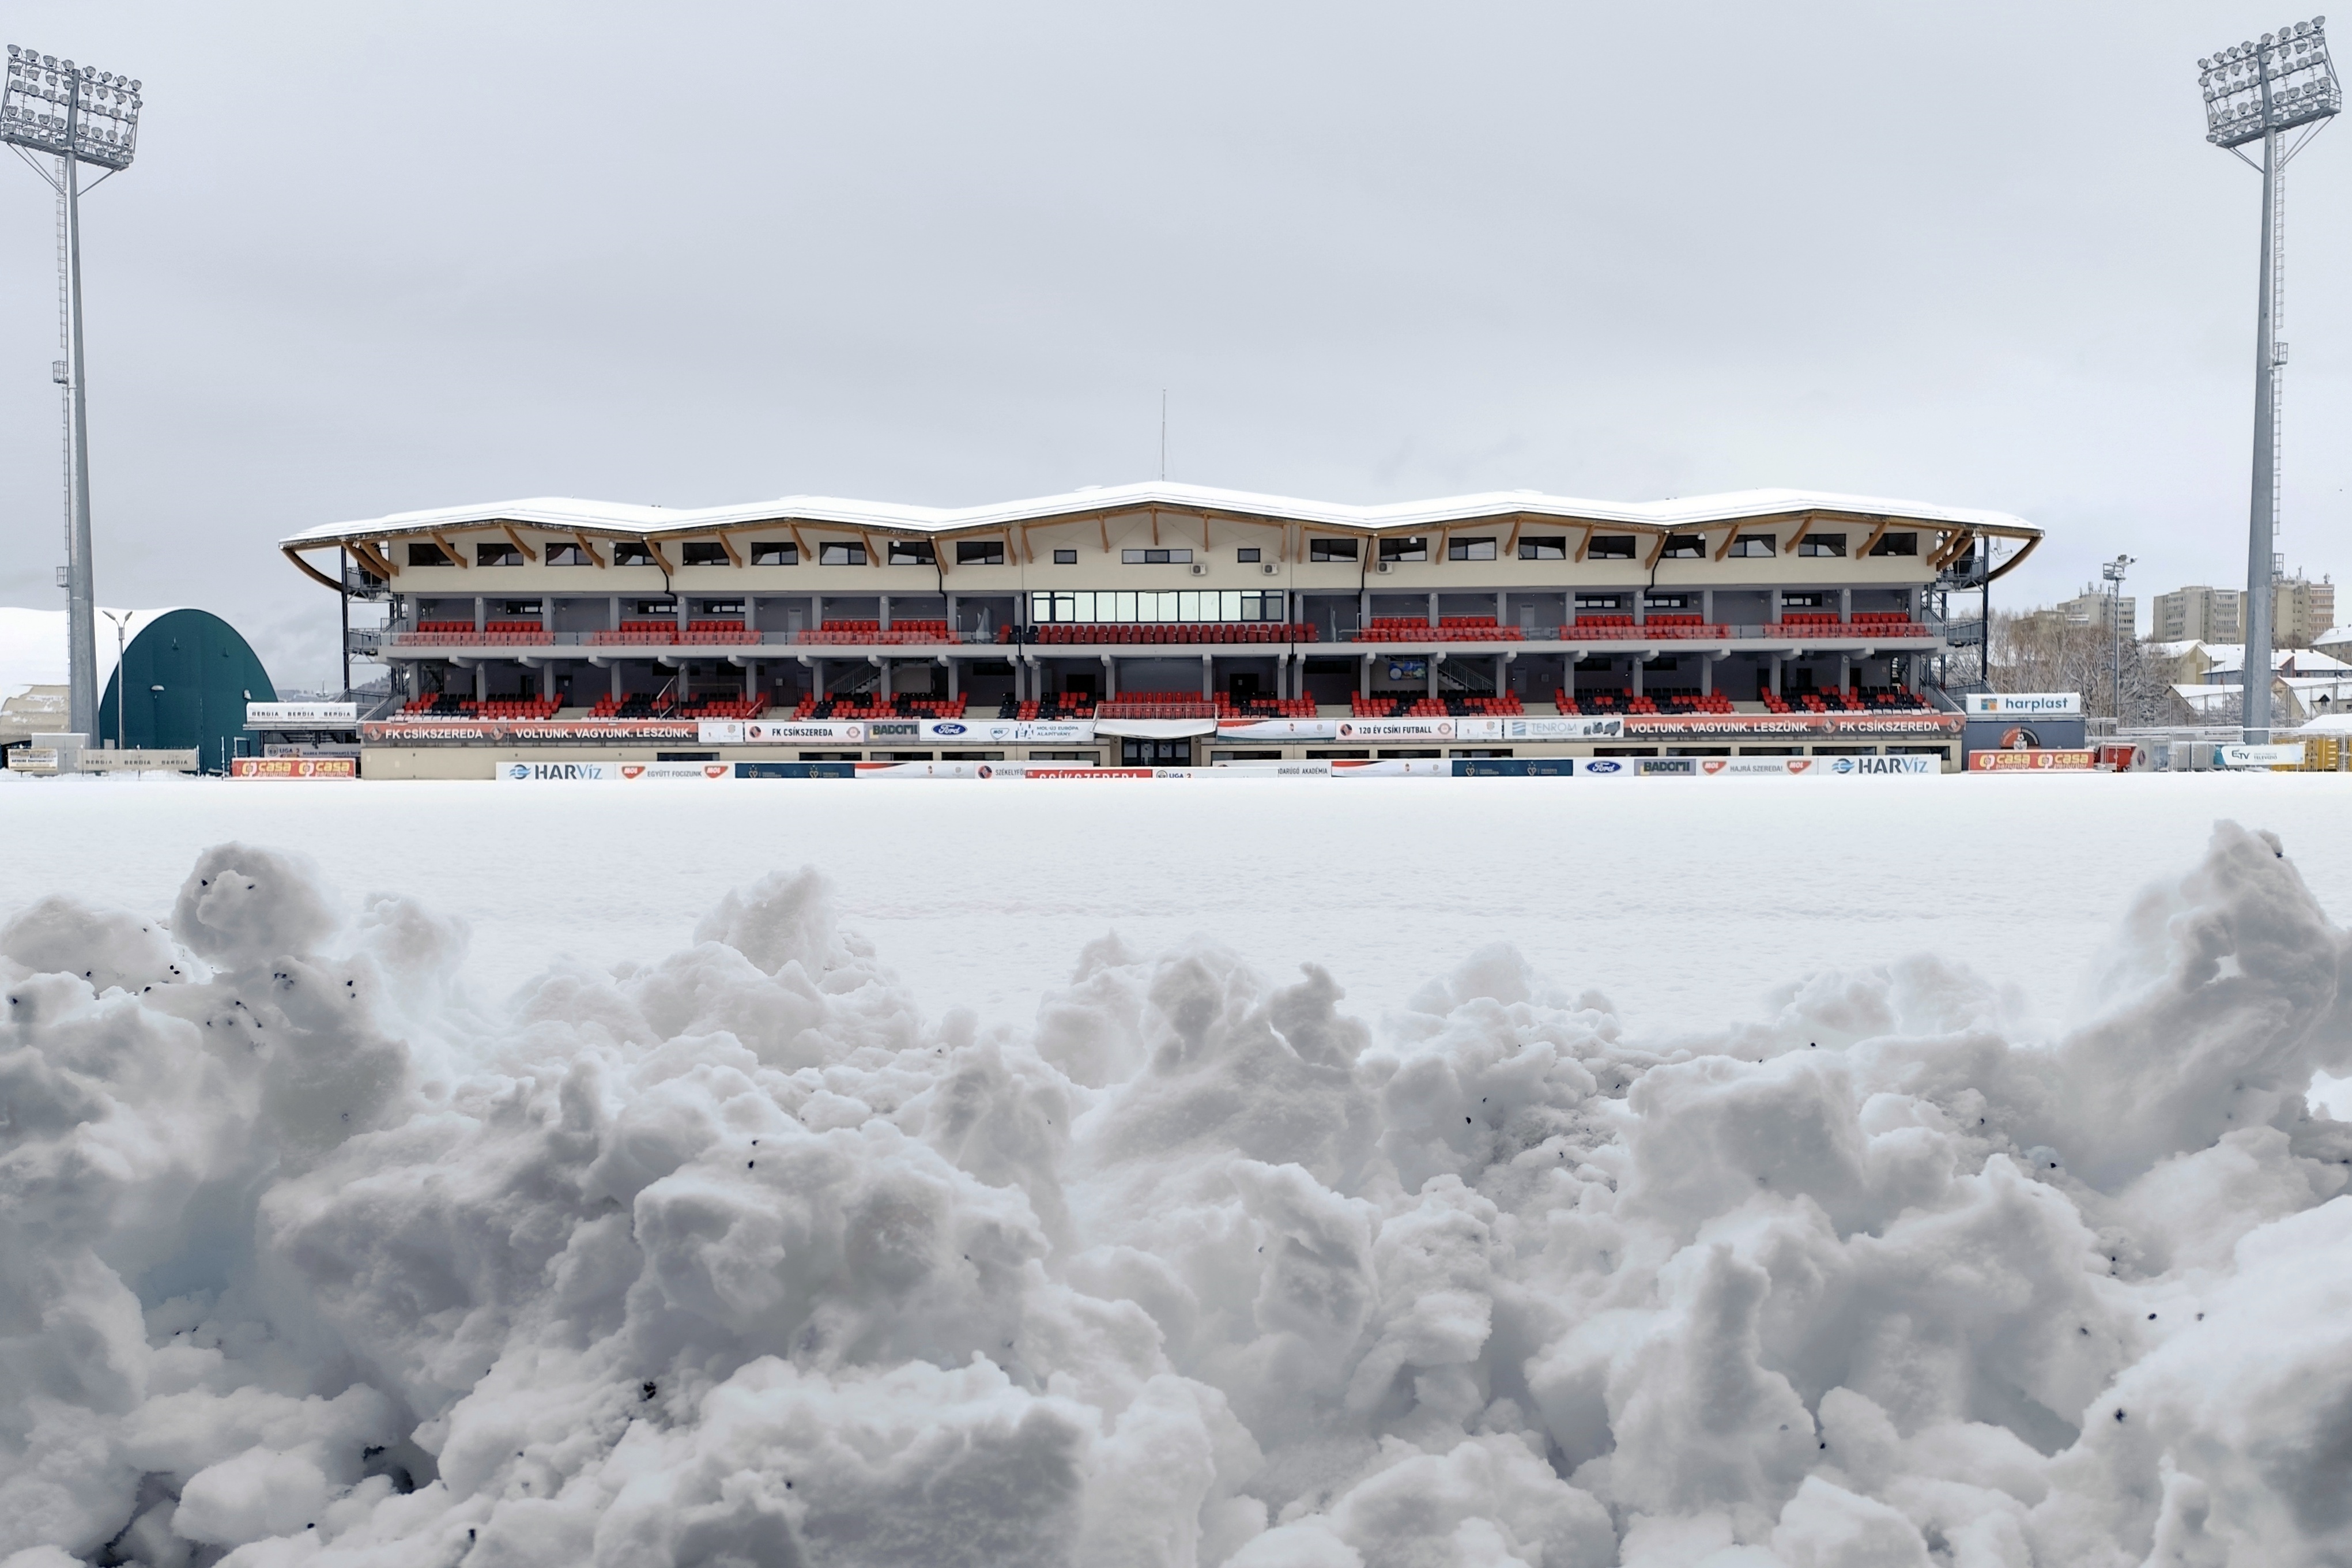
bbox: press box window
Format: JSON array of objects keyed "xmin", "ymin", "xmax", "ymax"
[
  {"xmin": 1237, "ymin": 547, "xmax": 1261, "ymax": 563},
  {"xmin": 476, "ymin": 542, "xmax": 524, "ymax": 567},
  {"xmin": 1447, "ymin": 536, "xmax": 1496, "ymax": 561},
  {"xmin": 1309, "ymin": 538, "xmax": 1358, "ymax": 561},
  {"xmin": 407, "ymin": 543, "xmax": 452, "ymax": 567},
  {"xmin": 819, "ymin": 542, "xmax": 868, "ymax": 566},
  {"xmin": 1121, "ymin": 548, "xmax": 1193, "ymax": 564},
  {"xmin": 613, "ymin": 542, "xmax": 655, "ymax": 566},
  {"xmin": 888, "ymin": 540, "xmax": 936, "ymax": 566},
  {"xmin": 545, "ymin": 542, "xmax": 592, "ymax": 566},
  {"xmin": 1868, "ymin": 532, "xmax": 1919, "ymax": 557},
  {"xmin": 957, "ymin": 540, "xmax": 1005, "ymax": 566},
  {"xmin": 681, "ymin": 541, "xmax": 730, "ymax": 567},
  {"xmin": 751, "ymin": 541, "xmax": 798, "ymax": 566},
  {"xmin": 499, "ymin": 601, "xmax": 543, "ymax": 616},
  {"xmin": 1053, "ymin": 548, "xmax": 1079, "ymax": 564},
  {"xmin": 1587, "ymin": 535, "xmax": 1637, "ymax": 561},
  {"xmin": 1518, "ymin": 536, "xmax": 1567, "ymax": 560},
  {"xmin": 1575, "ymin": 594, "xmax": 1624, "ymax": 610},
  {"xmin": 1379, "ymin": 537, "xmax": 1427, "ymax": 563},
  {"xmin": 1797, "ymin": 534, "xmax": 1846, "ymax": 557},
  {"xmin": 1661, "ymin": 534, "xmax": 1706, "ymax": 559},
  {"xmin": 1728, "ymin": 534, "xmax": 1776, "ymax": 558}
]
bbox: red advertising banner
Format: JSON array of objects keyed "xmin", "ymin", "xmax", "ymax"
[
  {"xmin": 231, "ymin": 757, "xmax": 358, "ymax": 779},
  {"xmin": 1968, "ymin": 749, "xmax": 2095, "ymax": 772},
  {"xmin": 361, "ymin": 719, "xmax": 708, "ymax": 744}
]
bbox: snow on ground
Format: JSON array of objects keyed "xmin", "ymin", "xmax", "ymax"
[{"xmin": 2, "ymin": 775, "xmax": 2351, "ymax": 1565}]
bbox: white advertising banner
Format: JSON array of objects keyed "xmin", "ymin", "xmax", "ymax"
[
  {"xmin": 1329, "ymin": 758, "xmax": 1453, "ymax": 777},
  {"xmin": 743, "ymin": 720, "xmax": 868, "ymax": 744},
  {"xmin": 497, "ymin": 760, "xmax": 620, "ymax": 782},
  {"xmin": 1695, "ymin": 757, "xmax": 1822, "ymax": 777},
  {"xmin": 698, "ymin": 721, "xmax": 747, "ymax": 744},
  {"xmin": 1819, "ymin": 754, "xmax": 1940, "ymax": 776},
  {"xmin": 1331, "ymin": 718, "xmax": 1461, "ymax": 741},
  {"xmin": 1965, "ymin": 692, "xmax": 2083, "ymax": 717},
  {"xmin": 1214, "ymin": 718, "xmax": 1341, "ymax": 741},
  {"xmin": 2217, "ymin": 742, "xmax": 2306, "ymax": 768},
  {"xmin": 918, "ymin": 719, "xmax": 1096, "ymax": 744},
  {"xmin": 246, "ymin": 701, "xmax": 359, "ymax": 728},
  {"xmin": 853, "ymin": 760, "xmax": 992, "ymax": 779},
  {"xmin": 1502, "ymin": 716, "xmax": 1625, "ymax": 740}
]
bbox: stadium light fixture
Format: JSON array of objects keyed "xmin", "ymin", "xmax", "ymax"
[
  {"xmin": 2198, "ymin": 19, "xmax": 2337, "ymax": 743},
  {"xmin": 2, "ymin": 45, "xmax": 145, "ymax": 743},
  {"xmin": 2100, "ymin": 555, "xmax": 2133, "ymax": 722}
]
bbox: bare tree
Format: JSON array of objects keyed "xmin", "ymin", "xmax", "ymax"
[{"xmin": 1989, "ymin": 609, "xmax": 2168, "ymax": 723}]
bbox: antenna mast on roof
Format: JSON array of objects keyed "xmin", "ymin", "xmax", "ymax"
[
  {"xmin": 1, "ymin": 44, "xmax": 145, "ymax": 744},
  {"xmin": 1160, "ymin": 390, "xmax": 1167, "ymax": 481},
  {"xmin": 2196, "ymin": 18, "xmax": 2338, "ymax": 743}
]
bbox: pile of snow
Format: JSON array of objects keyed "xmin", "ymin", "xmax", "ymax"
[{"xmin": 5, "ymin": 823, "xmax": 2351, "ymax": 1567}]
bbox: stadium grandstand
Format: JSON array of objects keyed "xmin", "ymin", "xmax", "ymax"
[{"xmin": 282, "ymin": 482, "xmax": 2041, "ymax": 775}]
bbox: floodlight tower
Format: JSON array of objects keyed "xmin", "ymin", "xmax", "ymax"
[
  {"xmin": 2198, "ymin": 20, "xmax": 2337, "ymax": 743},
  {"xmin": 2101, "ymin": 553, "xmax": 2134, "ymax": 721},
  {"xmin": 1, "ymin": 46, "xmax": 143, "ymax": 743}
]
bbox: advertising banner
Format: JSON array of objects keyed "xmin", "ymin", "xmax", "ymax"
[
  {"xmin": 1329, "ymin": 759, "xmax": 1453, "ymax": 777},
  {"xmin": 735, "ymin": 762, "xmax": 858, "ymax": 779},
  {"xmin": 1968, "ymin": 749, "xmax": 2096, "ymax": 772},
  {"xmin": 744, "ymin": 720, "xmax": 868, "ymax": 744},
  {"xmin": 1636, "ymin": 757, "xmax": 1697, "ymax": 777},
  {"xmin": 1501, "ymin": 717, "xmax": 1625, "ymax": 740},
  {"xmin": 853, "ymin": 760, "xmax": 992, "ymax": 779},
  {"xmin": 1451, "ymin": 757, "xmax": 1575, "ymax": 777},
  {"xmin": 2217, "ymin": 742, "xmax": 2308, "ymax": 768},
  {"xmin": 1698, "ymin": 757, "xmax": 1818, "ymax": 777},
  {"xmin": 1207, "ymin": 761, "xmax": 1339, "ymax": 778},
  {"xmin": 1574, "ymin": 757, "xmax": 1634, "ymax": 777},
  {"xmin": 1332, "ymin": 718, "xmax": 1460, "ymax": 741},
  {"xmin": 918, "ymin": 719, "xmax": 1096, "ymax": 744},
  {"xmin": 698, "ymin": 721, "xmax": 747, "ymax": 744},
  {"xmin": 246, "ymin": 702, "xmax": 359, "ymax": 728},
  {"xmin": 364, "ymin": 719, "xmax": 708, "ymax": 745},
  {"xmin": 1214, "ymin": 718, "xmax": 1342, "ymax": 740},
  {"xmin": 1965, "ymin": 692, "xmax": 2084, "ymax": 717},
  {"xmin": 1015, "ymin": 767, "xmax": 1159, "ymax": 780},
  {"xmin": 620, "ymin": 762, "xmax": 734, "ymax": 781},
  {"xmin": 496, "ymin": 760, "xmax": 619, "ymax": 782},
  {"xmin": 1819, "ymin": 754, "xmax": 1939, "ymax": 777},
  {"xmin": 231, "ymin": 757, "xmax": 358, "ymax": 779},
  {"xmin": 6, "ymin": 747, "xmax": 60, "ymax": 772},
  {"xmin": 81, "ymin": 749, "xmax": 202, "ymax": 772},
  {"xmin": 1622, "ymin": 714, "xmax": 1961, "ymax": 739}
]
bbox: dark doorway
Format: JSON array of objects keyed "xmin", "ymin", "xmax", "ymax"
[{"xmin": 1121, "ymin": 738, "xmax": 1191, "ymax": 766}]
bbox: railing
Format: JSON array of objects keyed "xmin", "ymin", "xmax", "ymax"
[
  {"xmin": 1098, "ymin": 700, "xmax": 1218, "ymax": 718},
  {"xmin": 375, "ymin": 620, "xmax": 1947, "ymax": 651}
]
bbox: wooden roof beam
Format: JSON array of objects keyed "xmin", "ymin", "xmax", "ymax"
[
  {"xmin": 500, "ymin": 524, "xmax": 540, "ymax": 563},
  {"xmin": 283, "ymin": 546, "xmax": 342, "ymax": 591}
]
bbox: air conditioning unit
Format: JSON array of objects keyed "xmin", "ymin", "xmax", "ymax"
[
  {"xmin": 1375, "ymin": 561, "xmax": 1393, "ymax": 574},
  {"xmin": 1260, "ymin": 563, "xmax": 1279, "ymax": 576},
  {"xmin": 1189, "ymin": 563, "xmax": 1208, "ymax": 576}
]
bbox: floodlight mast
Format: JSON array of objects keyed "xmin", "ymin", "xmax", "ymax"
[
  {"xmin": 2199, "ymin": 20, "xmax": 2338, "ymax": 742},
  {"xmin": 0, "ymin": 47, "xmax": 143, "ymax": 743}
]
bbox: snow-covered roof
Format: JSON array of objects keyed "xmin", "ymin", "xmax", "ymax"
[
  {"xmin": 279, "ymin": 481, "xmax": 2042, "ymax": 549},
  {"xmin": 0, "ymin": 606, "xmax": 182, "ymax": 703},
  {"xmin": 2192, "ymin": 644, "xmax": 2352, "ymax": 675}
]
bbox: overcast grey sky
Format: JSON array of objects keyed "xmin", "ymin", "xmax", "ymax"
[{"xmin": 1, "ymin": 2, "xmax": 2345, "ymax": 685}]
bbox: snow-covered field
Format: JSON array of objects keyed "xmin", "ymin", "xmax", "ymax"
[{"xmin": 3, "ymin": 775, "xmax": 2351, "ymax": 1566}]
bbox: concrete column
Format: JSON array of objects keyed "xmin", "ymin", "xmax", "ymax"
[
  {"xmin": 473, "ymin": 663, "xmax": 486, "ymax": 701},
  {"xmin": 1494, "ymin": 653, "xmax": 1505, "ymax": 694},
  {"xmin": 1839, "ymin": 586, "xmax": 1852, "ymax": 625},
  {"xmin": 1700, "ymin": 655, "xmax": 1712, "ymax": 698},
  {"xmin": 474, "ymin": 596, "xmax": 485, "ymax": 634},
  {"xmin": 609, "ymin": 595, "xmax": 620, "ymax": 631},
  {"xmin": 1201, "ymin": 654, "xmax": 1212, "ymax": 699},
  {"xmin": 744, "ymin": 660, "xmax": 755, "ymax": 700},
  {"xmin": 1770, "ymin": 588, "xmax": 1782, "ymax": 627},
  {"xmin": 1359, "ymin": 588, "xmax": 1370, "ymax": 631},
  {"xmin": 676, "ymin": 597, "xmax": 688, "ymax": 638},
  {"xmin": 880, "ymin": 658, "xmax": 892, "ymax": 698},
  {"xmin": 880, "ymin": 595, "xmax": 891, "ymax": 632},
  {"xmin": 1769, "ymin": 655, "xmax": 1782, "ymax": 697},
  {"xmin": 1427, "ymin": 654, "xmax": 1439, "ymax": 698},
  {"xmin": 610, "ymin": 663, "xmax": 622, "ymax": 701},
  {"xmin": 814, "ymin": 594, "xmax": 824, "ymax": 631},
  {"xmin": 1427, "ymin": 591, "xmax": 1438, "ymax": 627},
  {"xmin": 1360, "ymin": 653, "xmax": 1372, "ymax": 698},
  {"xmin": 1838, "ymin": 652, "xmax": 1851, "ymax": 692},
  {"xmin": 1494, "ymin": 591, "xmax": 1505, "ymax": 625},
  {"xmin": 1632, "ymin": 656, "xmax": 1644, "ymax": 699},
  {"xmin": 1565, "ymin": 656, "xmax": 1576, "ymax": 702},
  {"xmin": 1103, "ymin": 654, "xmax": 1118, "ymax": 700},
  {"xmin": 1701, "ymin": 589, "xmax": 1713, "ymax": 627},
  {"xmin": 1633, "ymin": 592, "xmax": 1645, "ymax": 628},
  {"xmin": 947, "ymin": 658, "xmax": 959, "ymax": 702},
  {"xmin": 946, "ymin": 594, "xmax": 958, "ymax": 635}
]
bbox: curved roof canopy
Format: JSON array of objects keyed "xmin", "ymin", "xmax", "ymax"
[{"xmin": 281, "ymin": 480, "xmax": 2044, "ymax": 583}]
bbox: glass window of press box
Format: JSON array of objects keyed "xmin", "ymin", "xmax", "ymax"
[{"xmin": 1030, "ymin": 590, "xmax": 1290, "ymax": 623}]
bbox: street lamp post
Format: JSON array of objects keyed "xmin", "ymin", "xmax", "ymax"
[
  {"xmin": 99, "ymin": 607, "xmax": 129, "ymax": 749},
  {"xmin": 2101, "ymin": 555, "xmax": 2134, "ymax": 722},
  {"xmin": 2197, "ymin": 20, "xmax": 2339, "ymax": 744},
  {"xmin": 1, "ymin": 45, "xmax": 144, "ymax": 745}
]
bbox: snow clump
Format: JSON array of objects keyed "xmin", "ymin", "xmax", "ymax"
[{"xmin": 3, "ymin": 821, "xmax": 2351, "ymax": 1566}]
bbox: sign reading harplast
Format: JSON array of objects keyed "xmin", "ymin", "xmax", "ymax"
[{"xmin": 1965, "ymin": 692, "xmax": 2083, "ymax": 717}]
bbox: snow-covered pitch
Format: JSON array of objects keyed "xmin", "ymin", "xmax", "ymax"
[{"xmin": 3, "ymin": 778, "xmax": 2351, "ymax": 1566}]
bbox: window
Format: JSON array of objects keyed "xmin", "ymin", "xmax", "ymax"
[
  {"xmin": 888, "ymin": 540, "xmax": 936, "ymax": 566},
  {"xmin": 1780, "ymin": 592, "xmax": 1824, "ymax": 609},
  {"xmin": 1028, "ymin": 590, "xmax": 1288, "ymax": 623},
  {"xmin": 698, "ymin": 600, "xmax": 744, "ymax": 615},
  {"xmin": 1662, "ymin": 533, "xmax": 1706, "ymax": 559},
  {"xmin": 1868, "ymin": 532, "xmax": 1919, "ymax": 557},
  {"xmin": 1237, "ymin": 547, "xmax": 1261, "ymax": 563},
  {"xmin": 1797, "ymin": 534, "xmax": 1847, "ymax": 557},
  {"xmin": 1588, "ymin": 535, "xmax": 1637, "ymax": 560},
  {"xmin": 1379, "ymin": 537, "xmax": 1427, "ymax": 563},
  {"xmin": 477, "ymin": 542, "xmax": 523, "ymax": 567},
  {"xmin": 682, "ymin": 541, "xmax": 731, "ymax": 567},
  {"xmin": 545, "ymin": 542, "xmax": 591, "ymax": 566},
  {"xmin": 1574, "ymin": 594, "xmax": 1624, "ymax": 610},
  {"xmin": 614, "ymin": 542, "xmax": 654, "ymax": 566},
  {"xmin": 1053, "ymin": 548, "xmax": 1078, "ymax": 564},
  {"xmin": 751, "ymin": 541, "xmax": 798, "ymax": 566},
  {"xmin": 1728, "ymin": 534, "xmax": 1776, "ymax": 558},
  {"xmin": 1519, "ymin": 536, "xmax": 1567, "ymax": 560},
  {"xmin": 819, "ymin": 541, "xmax": 868, "ymax": 566},
  {"xmin": 1309, "ymin": 537, "xmax": 1358, "ymax": 561},
  {"xmin": 499, "ymin": 601, "xmax": 543, "ymax": 616},
  {"xmin": 407, "ymin": 542, "xmax": 451, "ymax": 567},
  {"xmin": 632, "ymin": 600, "xmax": 677, "ymax": 615},
  {"xmin": 1447, "ymin": 536, "xmax": 1497, "ymax": 561},
  {"xmin": 957, "ymin": 540, "xmax": 1005, "ymax": 566},
  {"xmin": 1120, "ymin": 548, "xmax": 1193, "ymax": 564},
  {"xmin": 1643, "ymin": 594, "xmax": 1688, "ymax": 610}
]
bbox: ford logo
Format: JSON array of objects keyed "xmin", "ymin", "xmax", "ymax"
[
  {"xmin": 1585, "ymin": 760, "xmax": 1621, "ymax": 774},
  {"xmin": 934, "ymin": 722, "xmax": 966, "ymax": 735}
]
